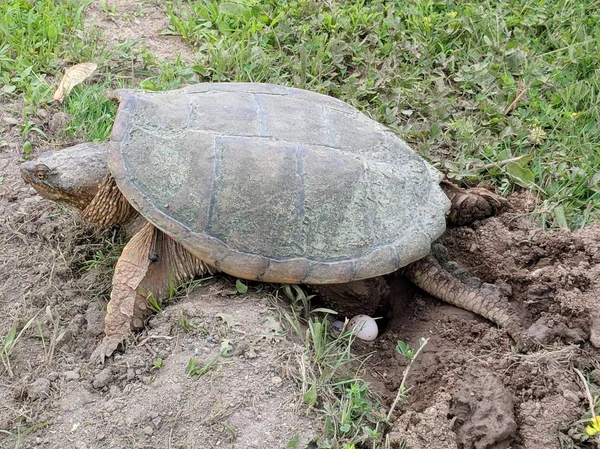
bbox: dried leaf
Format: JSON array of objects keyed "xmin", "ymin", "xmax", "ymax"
[{"xmin": 53, "ymin": 63, "xmax": 97, "ymax": 103}]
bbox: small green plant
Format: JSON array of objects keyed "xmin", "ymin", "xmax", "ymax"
[
  {"xmin": 168, "ymin": 276, "xmax": 213, "ymax": 300},
  {"xmin": 186, "ymin": 351, "xmax": 223, "ymax": 378},
  {"xmin": 37, "ymin": 306, "xmax": 68, "ymax": 365},
  {"xmin": 81, "ymin": 247, "xmax": 123, "ymax": 272},
  {"xmin": 0, "ymin": 314, "xmax": 38, "ymax": 377},
  {"xmin": 282, "ymin": 284, "xmax": 336, "ymax": 331},
  {"xmin": 321, "ymin": 380, "xmax": 386, "ymax": 445},
  {"xmin": 565, "ymin": 368, "xmax": 600, "ymax": 445},
  {"xmin": 227, "ymin": 278, "xmax": 249, "ymax": 296},
  {"xmin": 387, "ymin": 338, "xmax": 429, "ymax": 421},
  {"xmin": 99, "ymin": 0, "xmax": 117, "ymax": 17},
  {"xmin": 179, "ymin": 312, "xmax": 190, "ymax": 332},
  {"xmin": 21, "ymin": 141, "xmax": 32, "ymax": 159},
  {"xmin": 146, "ymin": 293, "xmax": 163, "ymax": 313},
  {"xmin": 153, "ymin": 357, "xmax": 164, "ymax": 369},
  {"xmin": 285, "ymin": 434, "xmax": 300, "ymax": 449}
]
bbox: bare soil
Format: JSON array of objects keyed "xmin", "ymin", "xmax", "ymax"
[{"xmin": 2, "ymin": 4, "xmax": 600, "ymax": 449}]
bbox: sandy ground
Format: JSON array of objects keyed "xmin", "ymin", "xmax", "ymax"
[{"xmin": 1, "ymin": 1, "xmax": 600, "ymax": 448}]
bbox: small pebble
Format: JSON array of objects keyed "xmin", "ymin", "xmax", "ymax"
[
  {"xmin": 3, "ymin": 116, "xmax": 19, "ymax": 126},
  {"xmin": 28, "ymin": 378, "xmax": 51, "ymax": 399},
  {"xmin": 108, "ymin": 385, "xmax": 120, "ymax": 397},
  {"xmin": 271, "ymin": 376, "xmax": 283, "ymax": 387},
  {"xmin": 93, "ymin": 368, "xmax": 113, "ymax": 389},
  {"xmin": 64, "ymin": 371, "xmax": 80, "ymax": 381},
  {"xmin": 563, "ymin": 390, "xmax": 580, "ymax": 403},
  {"xmin": 142, "ymin": 425, "xmax": 154, "ymax": 436}
]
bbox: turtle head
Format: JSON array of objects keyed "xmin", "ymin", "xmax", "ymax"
[{"xmin": 20, "ymin": 142, "xmax": 109, "ymax": 211}]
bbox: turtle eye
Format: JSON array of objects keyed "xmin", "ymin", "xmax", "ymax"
[{"xmin": 34, "ymin": 164, "xmax": 50, "ymax": 180}]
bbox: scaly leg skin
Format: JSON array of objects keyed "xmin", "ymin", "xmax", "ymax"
[
  {"xmin": 91, "ymin": 223, "xmax": 212, "ymax": 363},
  {"xmin": 401, "ymin": 255, "xmax": 528, "ymax": 348},
  {"xmin": 82, "ymin": 174, "xmax": 138, "ymax": 227},
  {"xmin": 440, "ymin": 180, "xmax": 508, "ymax": 226}
]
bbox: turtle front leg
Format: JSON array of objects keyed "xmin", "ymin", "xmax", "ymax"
[
  {"xmin": 440, "ymin": 180, "xmax": 508, "ymax": 226},
  {"xmin": 91, "ymin": 222, "xmax": 212, "ymax": 363}
]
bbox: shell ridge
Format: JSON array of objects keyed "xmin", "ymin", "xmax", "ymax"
[
  {"xmin": 252, "ymin": 93, "xmax": 266, "ymax": 137},
  {"xmin": 205, "ymin": 135, "xmax": 223, "ymax": 235},
  {"xmin": 131, "ymin": 129, "xmax": 414, "ymax": 165},
  {"xmin": 295, "ymin": 146, "xmax": 307, "ymax": 254}
]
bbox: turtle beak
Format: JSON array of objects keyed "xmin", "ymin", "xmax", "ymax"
[{"xmin": 20, "ymin": 160, "xmax": 39, "ymax": 185}]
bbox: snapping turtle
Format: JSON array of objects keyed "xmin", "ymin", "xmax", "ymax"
[{"xmin": 21, "ymin": 83, "xmax": 522, "ymax": 360}]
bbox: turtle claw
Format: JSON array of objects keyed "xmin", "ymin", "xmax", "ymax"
[{"xmin": 90, "ymin": 337, "xmax": 123, "ymax": 365}]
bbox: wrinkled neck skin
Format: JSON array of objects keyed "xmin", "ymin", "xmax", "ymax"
[{"xmin": 20, "ymin": 142, "xmax": 109, "ymax": 211}]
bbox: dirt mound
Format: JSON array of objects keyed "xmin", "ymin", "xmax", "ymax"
[{"xmin": 368, "ymin": 193, "xmax": 599, "ymax": 449}]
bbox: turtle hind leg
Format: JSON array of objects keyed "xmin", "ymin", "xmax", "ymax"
[
  {"xmin": 440, "ymin": 180, "xmax": 508, "ymax": 226},
  {"xmin": 91, "ymin": 222, "xmax": 212, "ymax": 363},
  {"xmin": 401, "ymin": 255, "xmax": 527, "ymax": 347}
]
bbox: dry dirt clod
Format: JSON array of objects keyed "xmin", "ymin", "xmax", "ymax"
[
  {"xmin": 449, "ymin": 373, "xmax": 517, "ymax": 449},
  {"xmin": 27, "ymin": 378, "xmax": 52, "ymax": 400},
  {"xmin": 63, "ymin": 370, "xmax": 80, "ymax": 381},
  {"xmin": 92, "ymin": 368, "xmax": 114, "ymax": 389}
]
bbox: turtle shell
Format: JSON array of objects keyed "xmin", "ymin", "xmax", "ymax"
[{"xmin": 107, "ymin": 83, "xmax": 450, "ymax": 284}]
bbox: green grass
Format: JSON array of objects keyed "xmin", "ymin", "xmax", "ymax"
[
  {"xmin": 0, "ymin": 0, "xmax": 198, "ymax": 143},
  {"xmin": 3, "ymin": 0, "xmax": 598, "ymax": 228}
]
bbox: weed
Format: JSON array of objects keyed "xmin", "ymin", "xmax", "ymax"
[
  {"xmin": 0, "ymin": 420, "xmax": 53, "ymax": 449},
  {"xmin": 146, "ymin": 293, "xmax": 163, "ymax": 313},
  {"xmin": 179, "ymin": 312, "xmax": 190, "ymax": 332},
  {"xmin": 186, "ymin": 352, "xmax": 223, "ymax": 378},
  {"xmin": 81, "ymin": 247, "xmax": 122, "ymax": 272},
  {"xmin": 282, "ymin": 284, "xmax": 336, "ymax": 328},
  {"xmin": 564, "ymin": 368, "xmax": 600, "ymax": 446},
  {"xmin": 225, "ymin": 278, "xmax": 249, "ymax": 296},
  {"xmin": 0, "ymin": 314, "xmax": 38, "ymax": 377},
  {"xmin": 37, "ymin": 306, "xmax": 68, "ymax": 366},
  {"xmin": 387, "ymin": 338, "xmax": 429, "ymax": 421}
]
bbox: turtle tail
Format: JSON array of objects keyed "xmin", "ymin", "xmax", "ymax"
[{"xmin": 401, "ymin": 255, "xmax": 526, "ymax": 346}]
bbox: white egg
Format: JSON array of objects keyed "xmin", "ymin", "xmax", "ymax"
[{"xmin": 348, "ymin": 315, "xmax": 378, "ymax": 341}]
